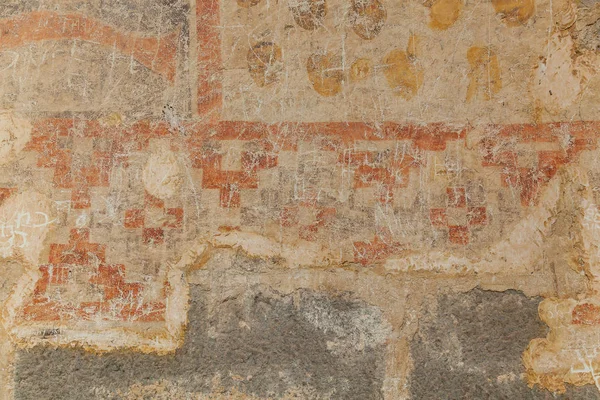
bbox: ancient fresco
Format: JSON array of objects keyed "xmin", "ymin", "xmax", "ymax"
[{"xmin": 0, "ymin": 0, "xmax": 599, "ymax": 398}]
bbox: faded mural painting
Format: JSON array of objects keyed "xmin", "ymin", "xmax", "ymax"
[{"xmin": 0, "ymin": 0, "xmax": 599, "ymax": 398}]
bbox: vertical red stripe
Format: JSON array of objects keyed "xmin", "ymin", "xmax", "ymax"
[{"xmin": 197, "ymin": 0, "xmax": 222, "ymax": 120}]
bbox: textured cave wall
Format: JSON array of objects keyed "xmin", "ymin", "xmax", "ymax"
[{"xmin": 0, "ymin": 0, "xmax": 599, "ymax": 398}]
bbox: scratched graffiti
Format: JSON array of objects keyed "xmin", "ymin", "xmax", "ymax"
[
  {"xmin": 0, "ymin": 211, "xmax": 54, "ymax": 255},
  {"xmin": 0, "ymin": 0, "xmax": 599, "ymax": 398},
  {"xmin": 0, "ymin": 2, "xmax": 192, "ymax": 116}
]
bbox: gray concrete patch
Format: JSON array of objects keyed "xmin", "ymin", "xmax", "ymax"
[
  {"xmin": 409, "ymin": 288, "xmax": 600, "ymax": 399},
  {"xmin": 14, "ymin": 285, "xmax": 388, "ymax": 399}
]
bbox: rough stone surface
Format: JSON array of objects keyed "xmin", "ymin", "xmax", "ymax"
[
  {"xmin": 14, "ymin": 284, "xmax": 387, "ymax": 399},
  {"xmin": 410, "ymin": 289, "xmax": 600, "ymax": 399}
]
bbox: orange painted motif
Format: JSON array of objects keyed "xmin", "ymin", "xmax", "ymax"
[
  {"xmin": 572, "ymin": 303, "xmax": 600, "ymax": 325},
  {"xmin": 340, "ymin": 149, "xmax": 421, "ymax": 204},
  {"xmin": 0, "ymin": 188, "xmax": 15, "ymax": 206},
  {"xmin": 23, "ymin": 229, "xmax": 166, "ymax": 323},
  {"xmin": 199, "ymin": 148, "xmax": 277, "ymax": 208},
  {"xmin": 354, "ymin": 236, "xmax": 404, "ymax": 266},
  {"xmin": 482, "ymin": 122, "xmax": 600, "ymax": 206},
  {"xmin": 427, "ymin": 0, "xmax": 463, "ymax": 30},
  {"xmin": 429, "ymin": 187, "xmax": 487, "ymax": 246}
]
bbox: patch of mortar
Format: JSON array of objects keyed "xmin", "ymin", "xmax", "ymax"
[
  {"xmin": 14, "ymin": 284, "xmax": 388, "ymax": 399},
  {"xmin": 409, "ymin": 288, "xmax": 600, "ymax": 399}
]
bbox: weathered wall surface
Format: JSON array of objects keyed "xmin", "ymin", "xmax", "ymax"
[{"xmin": 0, "ymin": 0, "xmax": 599, "ymax": 398}]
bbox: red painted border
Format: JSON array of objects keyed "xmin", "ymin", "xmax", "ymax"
[{"xmin": 197, "ymin": 0, "xmax": 222, "ymax": 120}]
